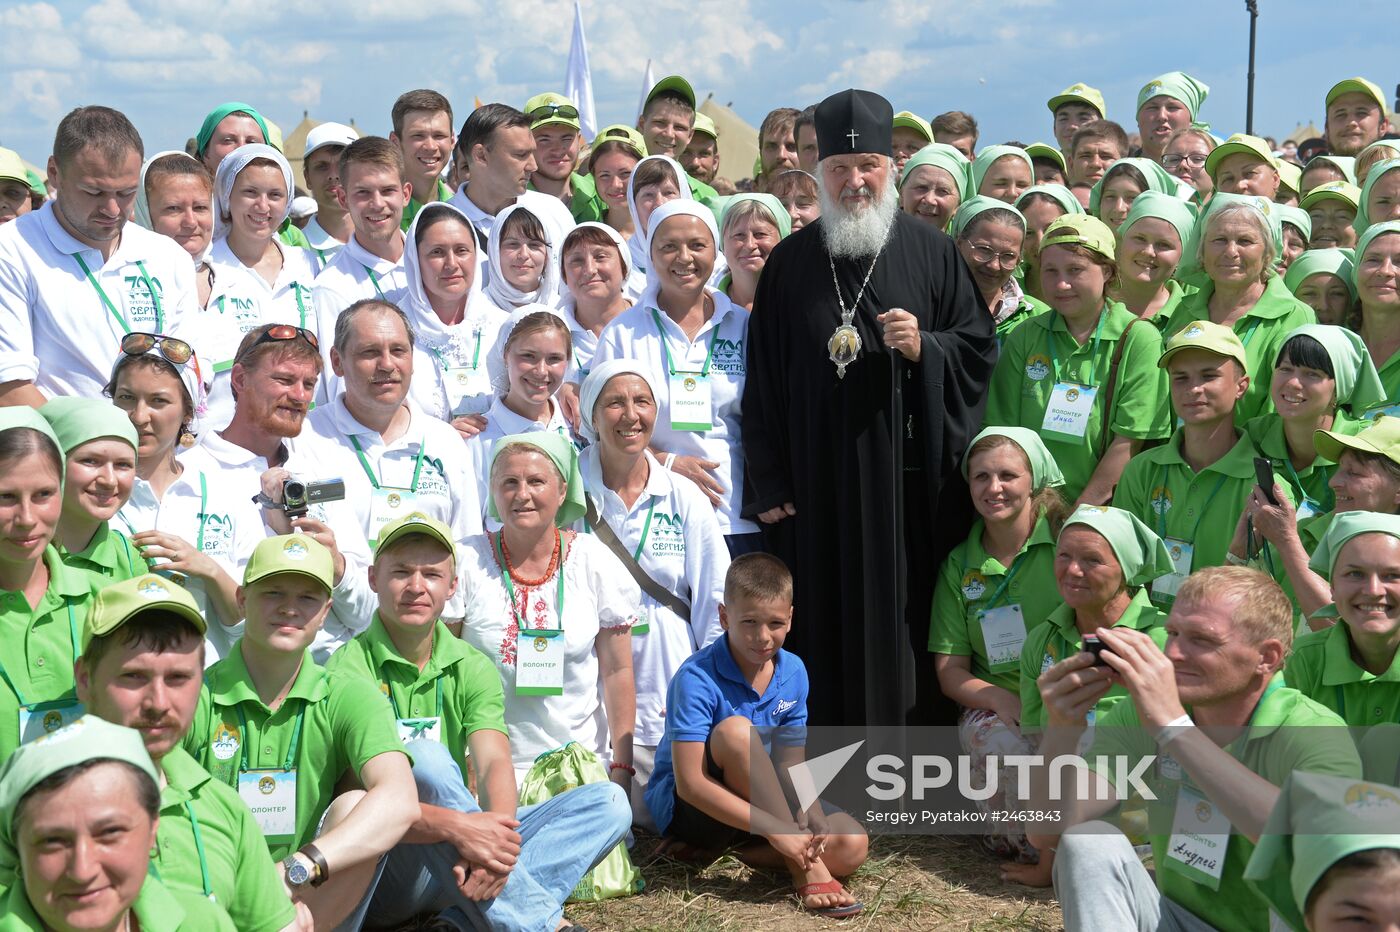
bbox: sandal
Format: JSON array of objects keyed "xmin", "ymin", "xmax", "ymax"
[{"xmin": 796, "ymin": 880, "xmax": 864, "ymax": 918}]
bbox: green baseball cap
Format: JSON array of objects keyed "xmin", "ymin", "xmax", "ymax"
[
  {"xmin": 375, "ymin": 513, "xmax": 456, "ymax": 565},
  {"xmin": 1276, "ymin": 160, "xmax": 1302, "ymax": 198},
  {"xmin": 892, "ymin": 111, "xmax": 932, "ymax": 144},
  {"xmin": 243, "ymin": 534, "xmax": 334, "ymax": 592},
  {"xmin": 691, "ymin": 112, "xmax": 719, "ymax": 142},
  {"xmin": 1025, "ymin": 142, "xmax": 1066, "ymax": 173},
  {"xmin": 84, "ymin": 575, "xmax": 208, "ymax": 652},
  {"xmin": 24, "ymin": 169, "xmax": 45, "ymax": 199},
  {"xmin": 1301, "ymin": 180, "xmax": 1362, "ymax": 212},
  {"xmin": 645, "ymin": 75, "xmax": 696, "ymax": 111},
  {"xmin": 592, "ymin": 124, "xmax": 646, "ymax": 160},
  {"xmin": 1041, "ymin": 213, "xmax": 1117, "ymax": 262},
  {"xmin": 1204, "ymin": 133, "xmax": 1279, "ymax": 180},
  {"xmin": 1047, "ymin": 83, "xmax": 1106, "ymax": 118},
  {"xmin": 1327, "ymin": 76, "xmax": 1388, "ymax": 112},
  {"xmin": 1314, "ymin": 414, "xmax": 1400, "ymax": 469},
  {"xmin": 1158, "ymin": 320, "xmax": 1248, "ymax": 371},
  {"xmin": 0, "ymin": 148, "xmax": 27, "ymax": 187},
  {"xmin": 524, "ymin": 92, "xmax": 581, "ymax": 131}
]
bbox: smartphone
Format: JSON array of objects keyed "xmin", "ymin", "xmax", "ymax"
[
  {"xmin": 1253, "ymin": 457, "xmax": 1279, "ymax": 506},
  {"xmin": 1082, "ymin": 635, "xmax": 1109, "ymax": 667}
]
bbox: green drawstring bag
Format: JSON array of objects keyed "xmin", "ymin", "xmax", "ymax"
[{"xmin": 517, "ymin": 741, "xmax": 645, "ymax": 902}]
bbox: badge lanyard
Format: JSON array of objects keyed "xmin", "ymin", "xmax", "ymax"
[
  {"xmin": 235, "ymin": 700, "xmax": 306, "ymax": 774},
  {"xmin": 1046, "ymin": 308, "xmax": 1107, "ymax": 386},
  {"xmin": 1155, "ymin": 467, "xmax": 1229, "ymax": 542},
  {"xmin": 429, "ymin": 329, "xmax": 483, "ymax": 372},
  {"xmin": 196, "ymin": 471, "xmax": 209, "ymax": 552},
  {"xmin": 969, "ymin": 552, "xmax": 1027, "ymax": 613},
  {"xmin": 76, "ymin": 254, "xmax": 164, "ymax": 334},
  {"xmin": 350, "ymin": 435, "xmax": 426, "ymax": 492},
  {"xmin": 0, "ymin": 602, "xmax": 80, "ymax": 707},
  {"xmin": 183, "ymin": 801, "xmax": 215, "ymax": 900},
  {"xmin": 493, "ymin": 531, "xmax": 567, "ymax": 636},
  {"xmin": 632, "ymin": 496, "xmax": 659, "ymax": 561},
  {"xmin": 652, "ymin": 309, "xmax": 720, "ymax": 378},
  {"xmin": 292, "ymin": 284, "xmax": 310, "ymax": 331},
  {"xmin": 362, "ymin": 265, "xmax": 387, "ymax": 299}
]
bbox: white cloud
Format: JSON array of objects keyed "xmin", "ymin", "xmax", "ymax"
[{"xmin": 0, "ymin": 3, "xmax": 82, "ymax": 68}]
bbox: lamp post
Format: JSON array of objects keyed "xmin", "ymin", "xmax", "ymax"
[{"xmin": 1245, "ymin": 0, "xmax": 1259, "ymax": 135}]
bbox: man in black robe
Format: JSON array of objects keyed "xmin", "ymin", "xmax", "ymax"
[{"xmin": 743, "ymin": 89, "xmax": 997, "ymax": 727}]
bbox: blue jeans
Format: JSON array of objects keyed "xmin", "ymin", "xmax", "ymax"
[{"xmin": 363, "ymin": 738, "xmax": 631, "ymax": 931}]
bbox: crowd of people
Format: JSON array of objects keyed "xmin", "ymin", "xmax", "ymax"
[{"xmin": 0, "ymin": 65, "xmax": 1399, "ymax": 931}]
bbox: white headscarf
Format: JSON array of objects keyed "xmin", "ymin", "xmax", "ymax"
[
  {"xmin": 485, "ymin": 203, "xmax": 561, "ymax": 310},
  {"xmin": 493, "ymin": 303, "xmax": 571, "ymax": 395},
  {"xmin": 402, "ymin": 201, "xmax": 486, "ymax": 347},
  {"xmin": 212, "ymin": 143, "xmax": 294, "ymax": 242},
  {"xmin": 578, "ymin": 359, "xmax": 657, "ymax": 445},
  {"xmin": 643, "ymin": 199, "xmax": 721, "ymax": 269},
  {"xmin": 625, "ymin": 155, "xmax": 694, "ymax": 276}
]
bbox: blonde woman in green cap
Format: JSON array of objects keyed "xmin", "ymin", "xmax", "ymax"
[
  {"xmin": 947, "ymin": 197, "xmax": 1047, "ymax": 340},
  {"xmin": 1304, "ymin": 181, "xmax": 1362, "ymax": 250},
  {"xmin": 1286, "ymin": 249, "xmax": 1356, "ymax": 327},
  {"xmin": 1114, "ymin": 191, "xmax": 1197, "ymax": 327},
  {"xmin": 985, "ymin": 214, "xmax": 1171, "ymax": 503},
  {"xmin": 718, "ymin": 194, "xmax": 789, "ymax": 312},
  {"xmin": 1164, "ymin": 195, "xmax": 1317, "ymax": 424},
  {"xmin": 971, "ymin": 145, "xmax": 1033, "ymax": 204},
  {"xmin": 899, "ymin": 143, "xmax": 971, "ymax": 232},
  {"xmin": 1015, "ymin": 184, "xmax": 1082, "ymax": 300},
  {"xmin": 1356, "ymin": 158, "xmax": 1400, "ymax": 231},
  {"xmin": 1205, "ymin": 133, "xmax": 1281, "ymax": 200},
  {"xmin": 930, "ymin": 427, "xmax": 1068, "ymax": 865},
  {"xmin": 1357, "ymin": 140, "xmax": 1400, "ymax": 185},
  {"xmin": 1282, "ymin": 512, "xmax": 1400, "ymax": 725},
  {"xmin": 0, "ymin": 716, "xmax": 236, "ymax": 930},
  {"xmin": 1162, "ymin": 126, "xmax": 1217, "ymax": 205},
  {"xmin": 1245, "ymin": 771, "xmax": 1400, "ymax": 932},
  {"xmin": 1136, "ymin": 71, "xmax": 1210, "ymax": 164},
  {"xmin": 39, "ymin": 398, "xmax": 147, "ymax": 582},
  {"xmin": 1356, "ymin": 221, "xmax": 1400, "ymax": 402},
  {"xmin": 1089, "ymin": 157, "xmax": 1186, "ymax": 231}
]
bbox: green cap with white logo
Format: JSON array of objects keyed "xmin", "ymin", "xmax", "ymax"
[
  {"xmin": 1158, "ymin": 319, "xmax": 1248, "ymax": 371},
  {"xmin": 243, "ymin": 534, "xmax": 333, "ymax": 592},
  {"xmin": 84, "ymin": 575, "xmax": 208, "ymax": 652},
  {"xmin": 375, "ymin": 513, "xmax": 456, "ymax": 566},
  {"xmin": 1047, "ymin": 83, "xmax": 1106, "ymax": 118}
]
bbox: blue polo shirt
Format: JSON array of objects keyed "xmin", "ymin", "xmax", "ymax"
[{"xmin": 645, "ymin": 633, "xmax": 809, "ymax": 834}]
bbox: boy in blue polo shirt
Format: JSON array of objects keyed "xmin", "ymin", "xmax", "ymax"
[{"xmin": 645, "ymin": 554, "xmax": 869, "ymax": 919}]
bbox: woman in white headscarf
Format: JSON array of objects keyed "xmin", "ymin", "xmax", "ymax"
[
  {"xmin": 623, "ymin": 154, "xmax": 732, "ymax": 299},
  {"xmin": 484, "ymin": 203, "xmax": 562, "ymax": 312},
  {"xmin": 133, "ymin": 151, "xmax": 215, "ymax": 307}
]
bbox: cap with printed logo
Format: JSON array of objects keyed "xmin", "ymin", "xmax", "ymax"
[
  {"xmin": 1159, "ymin": 320, "xmax": 1248, "ymax": 370},
  {"xmin": 303, "ymin": 122, "xmax": 359, "ymax": 159},
  {"xmin": 892, "ymin": 111, "xmax": 932, "ymax": 144},
  {"xmin": 645, "ymin": 75, "xmax": 696, "ymax": 111},
  {"xmin": 85, "ymin": 575, "xmax": 208, "ymax": 652},
  {"xmin": 1204, "ymin": 133, "xmax": 1280, "ymax": 180},
  {"xmin": 524, "ymin": 92, "xmax": 581, "ymax": 131},
  {"xmin": 691, "ymin": 113, "xmax": 718, "ymax": 142},
  {"xmin": 1047, "ymin": 83, "xmax": 1106, "ymax": 118},
  {"xmin": 1300, "ymin": 180, "xmax": 1361, "ymax": 212},
  {"xmin": 243, "ymin": 534, "xmax": 334, "ymax": 592},
  {"xmin": 1326, "ymin": 77, "xmax": 1388, "ymax": 112},
  {"xmin": 375, "ymin": 514, "xmax": 457, "ymax": 566}
]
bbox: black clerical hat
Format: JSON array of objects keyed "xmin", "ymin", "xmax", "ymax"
[{"xmin": 814, "ymin": 89, "xmax": 893, "ymax": 161}]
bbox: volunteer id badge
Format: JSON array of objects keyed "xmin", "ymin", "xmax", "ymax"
[
  {"xmin": 1041, "ymin": 382, "xmax": 1096, "ymax": 440},
  {"xmin": 1163, "ymin": 785, "xmax": 1230, "ymax": 890},
  {"xmin": 978, "ymin": 605, "xmax": 1027, "ymax": 671},
  {"xmin": 668, "ymin": 373, "xmax": 714, "ymax": 432},
  {"xmin": 444, "ymin": 365, "xmax": 492, "ymax": 418},
  {"xmin": 1151, "ymin": 538, "xmax": 1194, "ymax": 603},
  {"xmin": 369, "ymin": 488, "xmax": 420, "ymax": 545},
  {"xmin": 18, "ymin": 700, "xmax": 84, "ymax": 745},
  {"xmin": 396, "ymin": 717, "xmax": 441, "ymax": 744},
  {"xmin": 516, "ymin": 628, "xmax": 565, "ymax": 696},
  {"xmin": 238, "ymin": 770, "xmax": 298, "ymax": 843}
]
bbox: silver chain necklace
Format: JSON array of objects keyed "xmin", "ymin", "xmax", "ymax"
[{"xmin": 826, "ymin": 248, "xmax": 883, "ymax": 379}]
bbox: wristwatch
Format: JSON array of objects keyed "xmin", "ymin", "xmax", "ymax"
[
  {"xmin": 282, "ymin": 854, "xmax": 315, "ymax": 889},
  {"xmin": 282, "ymin": 844, "xmax": 330, "ymax": 888}
]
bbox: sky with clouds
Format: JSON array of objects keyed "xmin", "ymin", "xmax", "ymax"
[{"xmin": 1, "ymin": 0, "xmax": 1394, "ymax": 166}]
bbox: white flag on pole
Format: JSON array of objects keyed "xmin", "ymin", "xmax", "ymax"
[
  {"xmin": 564, "ymin": 0, "xmax": 597, "ymax": 139},
  {"xmin": 636, "ymin": 59, "xmax": 656, "ymax": 124}
]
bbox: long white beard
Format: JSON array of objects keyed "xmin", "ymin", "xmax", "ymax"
[{"xmin": 820, "ymin": 179, "xmax": 897, "ymax": 260}]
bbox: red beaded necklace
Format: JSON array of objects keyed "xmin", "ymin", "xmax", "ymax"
[{"xmin": 497, "ymin": 529, "xmax": 561, "ymax": 587}]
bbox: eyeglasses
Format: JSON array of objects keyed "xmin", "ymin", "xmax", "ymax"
[
  {"xmin": 528, "ymin": 103, "xmax": 580, "ymax": 124},
  {"xmin": 967, "ymin": 244, "xmax": 1022, "ymax": 269},
  {"xmin": 233, "ymin": 325, "xmax": 319, "ymax": 365},
  {"xmin": 121, "ymin": 332, "xmax": 193, "ymax": 365},
  {"xmin": 1162, "ymin": 153, "xmax": 1208, "ymax": 170}
]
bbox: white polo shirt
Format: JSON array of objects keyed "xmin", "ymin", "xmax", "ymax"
[
  {"xmin": 302, "ymin": 217, "xmax": 346, "ymax": 272},
  {"xmin": 578, "ymin": 447, "xmax": 728, "ymax": 746},
  {"xmin": 464, "ymin": 395, "xmax": 573, "ymax": 529},
  {"xmin": 408, "ymin": 302, "xmax": 511, "ymax": 423},
  {"xmin": 118, "ymin": 452, "xmax": 269, "ymax": 664},
  {"xmin": 0, "ymin": 202, "xmax": 198, "ymax": 398},
  {"xmin": 310, "ymin": 234, "xmax": 410, "ymax": 403},
  {"xmin": 592, "ymin": 287, "xmax": 755, "ymax": 535}
]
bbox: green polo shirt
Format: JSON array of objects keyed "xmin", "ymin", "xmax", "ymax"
[
  {"xmin": 929, "ymin": 514, "xmax": 1060, "ymax": 692},
  {"xmin": 1115, "ymin": 430, "xmax": 1295, "ymax": 592},
  {"xmin": 277, "ymin": 221, "xmax": 310, "ymax": 250},
  {"xmin": 1088, "ymin": 678, "xmax": 1359, "ymax": 932},
  {"xmin": 1162, "ymin": 276, "xmax": 1318, "ymax": 425},
  {"xmin": 995, "ymin": 294, "xmax": 1049, "ymax": 342},
  {"xmin": 1018, "ymin": 588, "xmax": 1167, "ymax": 731},
  {"xmin": 60, "ymin": 523, "xmax": 148, "ymax": 581},
  {"xmin": 1141, "ymin": 280, "xmax": 1198, "ymax": 333},
  {"xmin": 1374, "ymin": 345, "xmax": 1400, "ymax": 407},
  {"xmin": 155, "ymin": 747, "xmax": 296, "ymax": 932},
  {"xmin": 184, "ymin": 643, "xmax": 406, "ymax": 860},
  {"xmin": 401, "ymin": 178, "xmax": 456, "ymax": 232},
  {"xmin": 326, "ymin": 615, "xmax": 508, "ymax": 772},
  {"xmin": 0, "ymin": 872, "xmax": 235, "ymax": 931},
  {"xmin": 0, "ymin": 547, "xmax": 99, "ymax": 760},
  {"xmin": 984, "ymin": 302, "xmax": 1171, "ymax": 499},
  {"xmin": 1242, "ymin": 413, "xmax": 1361, "ymax": 517},
  {"xmin": 1283, "ymin": 622, "xmax": 1400, "ymax": 726}
]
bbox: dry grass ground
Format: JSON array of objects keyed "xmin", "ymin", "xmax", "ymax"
[{"xmin": 567, "ymin": 833, "xmax": 1063, "ymax": 931}]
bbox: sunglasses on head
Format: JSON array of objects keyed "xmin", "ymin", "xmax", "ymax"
[
  {"xmin": 121, "ymin": 332, "xmax": 193, "ymax": 366},
  {"xmin": 529, "ymin": 103, "xmax": 580, "ymax": 124},
  {"xmin": 234, "ymin": 325, "xmax": 319, "ymax": 365}
]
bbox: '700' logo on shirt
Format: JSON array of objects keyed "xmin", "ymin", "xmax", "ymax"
[{"xmin": 710, "ymin": 337, "xmax": 746, "ymax": 374}]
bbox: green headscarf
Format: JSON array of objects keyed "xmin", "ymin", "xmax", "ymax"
[
  {"xmin": 900, "ymin": 143, "xmax": 972, "ymax": 199},
  {"xmin": 1277, "ymin": 324, "xmax": 1384, "ymax": 414},
  {"xmin": 970, "ymin": 145, "xmax": 1034, "ymax": 196},
  {"xmin": 1015, "ymin": 184, "xmax": 1085, "ymax": 217},
  {"xmin": 0, "ymin": 407, "xmax": 64, "ymax": 489},
  {"xmin": 1354, "ymin": 221, "xmax": 1400, "ymax": 293},
  {"xmin": 1308, "ymin": 510, "xmax": 1400, "ymax": 578},
  {"xmin": 487, "ymin": 432, "xmax": 585, "ymax": 527},
  {"xmin": 1306, "ymin": 154, "xmax": 1357, "ymax": 186},
  {"xmin": 1119, "ymin": 190, "xmax": 1197, "ymax": 253},
  {"xmin": 961, "ymin": 426, "xmax": 1066, "ymax": 490},
  {"xmin": 1088, "ymin": 158, "xmax": 1187, "ymax": 219},
  {"xmin": 1277, "ymin": 204, "xmax": 1312, "ymax": 243},
  {"xmin": 1060, "ymin": 504, "xmax": 1174, "ymax": 587},
  {"xmin": 1355, "ymin": 158, "xmax": 1400, "ymax": 233},
  {"xmin": 1244, "ymin": 771, "xmax": 1400, "ymax": 932},
  {"xmin": 39, "ymin": 397, "xmax": 138, "ymax": 455},
  {"xmin": 1283, "ymin": 248, "xmax": 1355, "ymax": 302},
  {"xmin": 195, "ymin": 103, "xmax": 271, "ymax": 159},
  {"xmin": 1137, "ymin": 72, "xmax": 1210, "ymax": 119},
  {"xmin": 0, "ymin": 716, "xmax": 157, "ymax": 885},
  {"xmin": 946, "ymin": 195, "xmax": 1025, "ymax": 240},
  {"xmin": 1185, "ymin": 193, "xmax": 1284, "ymax": 276},
  {"xmin": 719, "ymin": 192, "xmax": 791, "ymax": 240}
]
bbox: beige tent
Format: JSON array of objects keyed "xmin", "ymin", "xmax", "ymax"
[
  {"xmin": 699, "ymin": 96, "xmax": 759, "ymax": 184},
  {"xmin": 1284, "ymin": 121, "xmax": 1322, "ymax": 144}
]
